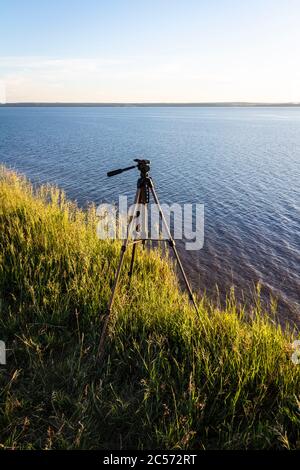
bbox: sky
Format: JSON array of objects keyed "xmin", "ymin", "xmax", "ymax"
[{"xmin": 0, "ymin": 0, "xmax": 300, "ymax": 103}]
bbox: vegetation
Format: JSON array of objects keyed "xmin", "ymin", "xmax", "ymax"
[{"xmin": 0, "ymin": 166, "xmax": 299, "ymax": 450}]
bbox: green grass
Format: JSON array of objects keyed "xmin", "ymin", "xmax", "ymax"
[{"xmin": 0, "ymin": 165, "xmax": 299, "ymax": 450}]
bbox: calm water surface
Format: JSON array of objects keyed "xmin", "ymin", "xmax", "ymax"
[{"xmin": 0, "ymin": 107, "xmax": 299, "ymax": 324}]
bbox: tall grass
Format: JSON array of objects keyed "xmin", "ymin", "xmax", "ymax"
[{"xmin": 0, "ymin": 165, "xmax": 299, "ymax": 449}]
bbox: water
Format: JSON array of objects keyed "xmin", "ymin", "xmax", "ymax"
[{"xmin": 0, "ymin": 106, "xmax": 299, "ymax": 325}]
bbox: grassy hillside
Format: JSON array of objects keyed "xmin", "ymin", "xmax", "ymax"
[{"xmin": 0, "ymin": 166, "xmax": 299, "ymax": 449}]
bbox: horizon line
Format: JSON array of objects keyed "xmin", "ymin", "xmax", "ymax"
[{"xmin": 1, "ymin": 101, "xmax": 300, "ymax": 107}]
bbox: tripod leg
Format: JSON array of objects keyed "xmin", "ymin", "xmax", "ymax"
[
  {"xmin": 149, "ymin": 183, "xmax": 199, "ymax": 315},
  {"xmin": 128, "ymin": 194, "xmax": 148, "ymax": 279},
  {"xmin": 128, "ymin": 242, "xmax": 137, "ymax": 283},
  {"xmin": 98, "ymin": 188, "xmax": 141, "ymax": 357}
]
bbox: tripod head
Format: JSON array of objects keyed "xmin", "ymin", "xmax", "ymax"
[{"xmin": 107, "ymin": 159, "xmax": 151, "ymax": 179}]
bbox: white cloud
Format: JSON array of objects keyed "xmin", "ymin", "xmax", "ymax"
[{"xmin": 0, "ymin": 55, "xmax": 299, "ymax": 102}]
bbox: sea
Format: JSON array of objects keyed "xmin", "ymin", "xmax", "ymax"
[{"xmin": 0, "ymin": 106, "xmax": 299, "ymax": 324}]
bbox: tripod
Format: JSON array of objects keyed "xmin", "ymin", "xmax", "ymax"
[{"xmin": 99, "ymin": 159, "xmax": 199, "ymax": 355}]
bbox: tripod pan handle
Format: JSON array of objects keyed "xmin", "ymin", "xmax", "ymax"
[{"xmin": 107, "ymin": 165, "xmax": 137, "ymax": 177}]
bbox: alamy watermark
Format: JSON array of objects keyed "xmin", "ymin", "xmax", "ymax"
[
  {"xmin": 0, "ymin": 80, "xmax": 6, "ymax": 104},
  {"xmin": 291, "ymin": 340, "xmax": 300, "ymax": 365},
  {"xmin": 0, "ymin": 340, "xmax": 6, "ymax": 365},
  {"xmin": 96, "ymin": 196, "xmax": 204, "ymax": 251}
]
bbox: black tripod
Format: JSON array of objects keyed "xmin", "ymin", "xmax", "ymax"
[{"xmin": 99, "ymin": 159, "xmax": 199, "ymax": 354}]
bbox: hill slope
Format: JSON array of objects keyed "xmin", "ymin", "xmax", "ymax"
[{"xmin": 0, "ymin": 166, "xmax": 299, "ymax": 449}]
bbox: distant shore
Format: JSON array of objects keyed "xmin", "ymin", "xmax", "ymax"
[{"xmin": 1, "ymin": 102, "xmax": 300, "ymax": 107}]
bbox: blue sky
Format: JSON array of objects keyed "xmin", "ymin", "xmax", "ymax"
[{"xmin": 0, "ymin": 0, "xmax": 299, "ymax": 102}]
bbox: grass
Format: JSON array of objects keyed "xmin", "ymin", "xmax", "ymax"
[{"xmin": 0, "ymin": 165, "xmax": 299, "ymax": 450}]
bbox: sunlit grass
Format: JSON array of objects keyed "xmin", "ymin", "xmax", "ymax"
[{"xmin": 0, "ymin": 165, "xmax": 299, "ymax": 449}]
